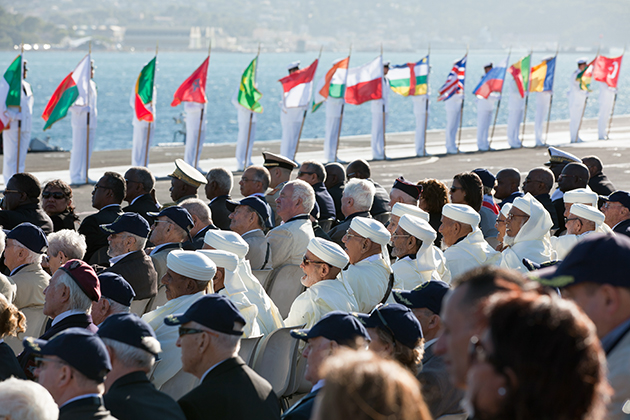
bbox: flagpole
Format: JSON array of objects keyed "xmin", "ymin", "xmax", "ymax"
[
  {"xmin": 381, "ymin": 44, "xmax": 387, "ymax": 159},
  {"xmin": 457, "ymin": 46, "xmax": 469, "ymax": 153},
  {"xmin": 520, "ymin": 48, "xmax": 533, "ymax": 147},
  {"xmin": 244, "ymin": 44, "xmax": 260, "ymax": 166},
  {"xmin": 85, "ymin": 41, "xmax": 92, "ymax": 184},
  {"xmin": 294, "ymin": 46, "xmax": 323, "ymax": 160},
  {"xmin": 574, "ymin": 45, "xmax": 599, "ymax": 143},
  {"xmin": 17, "ymin": 43, "xmax": 23, "ymax": 175},
  {"xmin": 422, "ymin": 44, "xmax": 430, "ymax": 156},
  {"xmin": 335, "ymin": 45, "xmax": 352, "ymax": 161},
  {"xmin": 193, "ymin": 42, "xmax": 210, "ymax": 168},
  {"xmin": 144, "ymin": 42, "xmax": 158, "ymax": 168},
  {"xmin": 544, "ymin": 45, "xmax": 559, "ymax": 145},
  {"xmin": 606, "ymin": 44, "xmax": 625, "ymax": 139},
  {"xmin": 489, "ymin": 47, "xmax": 511, "ymax": 149}
]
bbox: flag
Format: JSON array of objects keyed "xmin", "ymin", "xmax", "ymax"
[
  {"xmin": 576, "ymin": 60, "xmax": 594, "ymax": 91},
  {"xmin": 438, "ymin": 55, "xmax": 467, "ymax": 102},
  {"xmin": 344, "ymin": 56, "xmax": 383, "ymax": 105},
  {"xmin": 42, "ymin": 54, "xmax": 91, "ymax": 131},
  {"xmin": 133, "ymin": 57, "xmax": 156, "ymax": 122},
  {"xmin": 237, "ymin": 56, "xmax": 263, "ymax": 113},
  {"xmin": 171, "ymin": 56, "xmax": 209, "ymax": 107},
  {"xmin": 312, "ymin": 57, "xmax": 349, "ymax": 112},
  {"xmin": 0, "ymin": 54, "xmax": 22, "ymax": 131},
  {"xmin": 388, "ymin": 56, "xmax": 429, "ymax": 97},
  {"xmin": 278, "ymin": 58, "xmax": 318, "ymax": 108},
  {"xmin": 508, "ymin": 54, "xmax": 531, "ymax": 98},
  {"xmin": 473, "ymin": 58, "xmax": 508, "ymax": 99},
  {"xmin": 593, "ymin": 55, "xmax": 623, "ymax": 88},
  {"xmin": 529, "ymin": 56, "xmax": 556, "ymax": 93}
]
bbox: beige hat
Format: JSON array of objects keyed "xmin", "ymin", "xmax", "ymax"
[
  {"xmin": 307, "ymin": 237, "xmax": 349, "ymax": 269},
  {"xmin": 349, "ymin": 217, "xmax": 391, "ymax": 246},
  {"xmin": 203, "ymin": 230, "xmax": 249, "ymax": 259},
  {"xmin": 391, "ymin": 202, "xmax": 430, "ymax": 221},
  {"xmin": 442, "ymin": 204, "xmax": 480, "ymax": 228},
  {"xmin": 166, "ymin": 250, "xmax": 216, "ymax": 281},
  {"xmin": 398, "ymin": 214, "xmax": 436, "ymax": 245},
  {"xmin": 564, "ymin": 188, "xmax": 598, "ymax": 206},
  {"xmin": 570, "ymin": 203, "xmax": 605, "ymax": 225}
]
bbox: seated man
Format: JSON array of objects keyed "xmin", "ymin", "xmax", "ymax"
[
  {"xmin": 0, "ymin": 173, "xmax": 53, "ymax": 233},
  {"xmin": 551, "ymin": 203, "xmax": 607, "ymax": 259},
  {"xmin": 98, "ymin": 313, "xmax": 186, "ymax": 420},
  {"xmin": 0, "ymin": 377, "xmax": 59, "ymax": 420},
  {"xmin": 240, "ymin": 165, "xmax": 274, "ymax": 228},
  {"xmin": 387, "ymin": 202, "xmax": 430, "ymax": 236},
  {"xmin": 324, "ymin": 162, "xmax": 346, "ymax": 221},
  {"xmin": 166, "ymin": 159, "xmax": 207, "ymax": 207},
  {"xmin": 391, "ymin": 214, "xmax": 450, "ymax": 290},
  {"xmin": 100, "ymin": 213, "xmax": 158, "ymax": 302},
  {"xmin": 582, "ymin": 155, "xmax": 615, "ymax": 196},
  {"xmin": 297, "ymin": 160, "xmax": 336, "ymax": 226},
  {"xmin": 327, "ymin": 178, "xmax": 375, "ymax": 247},
  {"xmin": 267, "ymin": 180, "xmax": 315, "ymax": 268},
  {"xmin": 552, "ymin": 162, "xmax": 590, "ymax": 235},
  {"xmin": 180, "ymin": 198, "xmax": 217, "ymax": 250},
  {"xmin": 123, "ymin": 167, "xmax": 160, "ymax": 225},
  {"xmin": 500, "ymin": 193, "xmax": 553, "ymax": 273},
  {"xmin": 91, "ymin": 272, "xmax": 134, "ymax": 325},
  {"xmin": 25, "ymin": 328, "xmax": 116, "ymax": 419},
  {"xmin": 389, "ymin": 176, "xmax": 423, "ymax": 206},
  {"xmin": 439, "ymin": 204, "xmax": 500, "ymax": 280},
  {"xmin": 563, "ymin": 188, "xmax": 599, "ymax": 215},
  {"xmin": 340, "ymin": 217, "xmax": 392, "ymax": 313},
  {"xmin": 205, "ymin": 167, "xmax": 233, "ymax": 230},
  {"xmin": 263, "ymin": 152, "xmax": 298, "ymax": 227},
  {"xmin": 45, "ymin": 229, "xmax": 87, "ymax": 274},
  {"xmin": 285, "ymin": 238, "xmax": 358, "ymax": 328},
  {"xmin": 601, "ymin": 191, "xmax": 630, "ymax": 237},
  {"xmin": 346, "ymin": 159, "xmax": 391, "ymax": 224},
  {"xmin": 494, "ymin": 168, "xmax": 523, "ymax": 208},
  {"xmin": 142, "ymin": 250, "xmax": 216, "ymax": 392},
  {"xmin": 227, "ymin": 196, "xmax": 272, "ymax": 270},
  {"xmin": 522, "ymin": 167, "xmax": 558, "ymax": 230},
  {"xmin": 165, "ymin": 295, "xmax": 281, "ymax": 420}
]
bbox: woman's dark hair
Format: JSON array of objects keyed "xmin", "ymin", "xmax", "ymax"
[
  {"xmin": 43, "ymin": 179, "xmax": 75, "ymax": 213},
  {"xmin": 417, "ymin": 178, "xmax": 449, "ymax": 214},
  {"xmin": 453, "ymin": 172, "xmax": 483, "ymax": 212}
]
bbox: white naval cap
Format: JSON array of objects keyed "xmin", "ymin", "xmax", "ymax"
[
  {"xmin": 577, "ymin": 57, "xmax": 589, "ymax": 65},
  {"xmin": 500, "ymin": 203, "xmax": 513, "ymax": 218},
  {"xmin": 392, "ymin": 202, "xmax": 430, "ymax": 221},
  {"xmin": 169, "ymin": 158, "xmax": 207, "ymax": 187},
  {"xmin": 167, "ymin": 250, "xmax": 216, "ymax": 281},
  {"xmin": 442, "ymin": 204, "xmax": 480, "ymax": 228},
  {"xmin": 203, "ymin": 230, "xmax": 249, "ymax": 259},
  {"xmin": 570, "ymin": 203, "xmax": 605, "ymax": 225},
  {"xmin": 307, "ymin": 237, "xmax": 349, "ymax": 269},
  {"xmin": 398, "ymin": 214, "xmax": 436, "ymax": 245},
  {"xmin": 287, "ymin": 61, "xmax": 300, "ymax": 71},
  {"xmin": 197, "ymin": 249, "xmax": 239, "ymax": 272},
  {"xmin": 383, "ymin": 60, "xmax": 391, "ymax": 67},
  {"xmin": 349, "ymin": 217, "xmax": 391, "ymax": 245},
  {"xmin": 545, "ymin": 146, "xmax": 581, "ymax": 165},
  {"xmin": 564, "ymin": 188, "xmax": 598, "ymax": 206}
]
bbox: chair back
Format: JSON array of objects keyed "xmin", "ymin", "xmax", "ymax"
[{"xmin": 252, "ymin": 326, "xmax": 301, "ymax": 397}]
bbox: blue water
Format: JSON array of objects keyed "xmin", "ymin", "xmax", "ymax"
[{"xmin": 3, "ymin": 50, "xmax": 628, "ymax": 151}]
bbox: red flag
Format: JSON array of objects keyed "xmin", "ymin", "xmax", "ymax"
[
  {"xmin": 593, "ymin": 55, "xmax": 623, "ymax": 88},
  {"xmin": 171, "ymin": 57, "xmax": 209, "ymax": 107}
]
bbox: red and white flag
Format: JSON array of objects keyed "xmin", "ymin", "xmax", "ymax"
[
  {"xmin": 171, "ymin": 57, "xmax": 209, "ymax": 107},
  {"xmin": 344, "ymin": 56, "xmax": 383, "ymax": 105},
  {"xmin": 593, "ymin": 55, "xmax": 623, "ymax": 88},
  {"xmin": 278, "ymin": 59, "xmax": 318, "ymax": 108}
]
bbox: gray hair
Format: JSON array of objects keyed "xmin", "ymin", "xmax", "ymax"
[
  {"xmin": 0, "ymin": 228, "xmax": 5, "ymax": 255},
  {"xmin": 105, "ymin": 298, "xmax": 131, "ymax": 314},
  {"xmin": 120, "ymin": 232, "xmax": 147, "ymax": 252},
  {"xmin": 13, "ymin": 241, "xmax": 42, "ymax": 265},
  {"xmin": 101, "ymin": 337, "xmax": 159, "ymax": 371},
  {"xmin": 303, "ymin": 160, "xmax": 326, "ymax": 182},
  {"xmin": 0, "ymin": 377, "xmax": 59, "ymax": 420},
  {"xmin": 207, "ymin": 167, "xmax": 233, "ymax": 194},
  {"xmin": 288, "ymin": 180, "xmax": 315, "ymax": 214},
  {"xmin": 127, "ymin": 167, "xmax": 155, "ymax": 192},
  {"xmin": 204, "ymin": 322, "xmax": 243, "ymax": 355},
  {"xmin": 344, "ymin": 178, "xmax": 376, "ymax": 212},
  {"xmin": 57, "ymin": 271, "xmax": 93, "ymax": 312},
  {"xmin": 47, "ymin": 229, "xmax": 87, "ymax": 260},
  {"xmin": 180, "ymin": 198, "xmax": 212, "ymax": 224},
  {"xmin": 248, "ymin": 166, "xmax": 271, "ymax": 191}
]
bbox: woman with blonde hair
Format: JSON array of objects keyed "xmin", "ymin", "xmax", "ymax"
[{"xmin": 0, "ymin": 293, "xmax": 27, "ymax": 379}]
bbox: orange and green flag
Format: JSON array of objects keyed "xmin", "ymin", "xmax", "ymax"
[
  {"xmin": 237, "ymin": 56, "xmax": 263, "ymax": 113},
  {"xmin": 508, "ymin": 54, "xmax": 531, "ymax": 98}
]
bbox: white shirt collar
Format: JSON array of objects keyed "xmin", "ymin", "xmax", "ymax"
[
  {"xmin": 100, "ymin": 203, "xmax": 119, "ymax": 211},
  {"xmin": 9, "ymin": 263, "xmax": 28, "ymax": 277},
  {"xmin": 361, "ymin": 253, "xmax": 383, "ymax": 263},
  {"xmin": 311, "ymin": 379, "xmax": 325, "ymax": 393},
  {"xmin": 60, "ymin": 394, "xmax": 101, "ymax": 408},
  {"xmin": 200, "ymin": 357, "xmax": 230, "ymax": 383},
  {"xmin": 52, "ymin": 309, "xmax": 88, "ymax": 326},
  {"xmin": 424, "ymin": 338, "xmax": 438, "ymax": 349},
  {"xmin": 109, "ymin": 250, "xmax": 134, "ymax": 266},
  {"xmin": 243, "ymin": 228, "xmax": 262, "ymax": 236},
  {"xmin": 150, "ymin": 242, "xmax": 177, "ymax": 256}
]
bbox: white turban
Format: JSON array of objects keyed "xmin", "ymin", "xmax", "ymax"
[
  {"xmin": 512, "ymin": 196, "xmax": 533, "ymax": 215},
  {"xmin": 350, "ymin": 217, "xmax": 391, "ymax": 245},
  {"xmin": 442, "ymin": 204, "xmax": 480, "ymax": 228},
  {"xmin": 167, "ymin": 250, "xmax": 216, "ymax": 282},
  {"xmin": 392, "ymin": 203, "xmax": 430, "ymax": 221},
  {"xmin": 203, "ymin": 230, "xmax": 249, "ymax": 259},
  {"xmin": 197, "ymin": 249, "xmax": 247, "ymax": 294},
  {"xmin": 563, "ymin": 188, "xmax": 598, "ymax": 207},
  {"xmin": 398, "ymin": 214, "xmax": 436, "ymax": 245},
  {"xmin": 500, "ymin": 203, "xmax": 512, "ymax": 218},
  {"xmin": 570, "ymin": 203, "xmax": 606, "ymax": 226},
  {"xmin": 307, "ymin": 237, "xmax": 349, "ymax": 269}
]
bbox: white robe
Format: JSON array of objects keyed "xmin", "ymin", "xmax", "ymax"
[
  {"xmin": 184, "ymin": 102, "xmax": 207, "ymax": 169},
  {"xmin": 506, "ymin": 77, "xmax": 525, "ymax": 148},
  {"xmin": 237, "ymin": 259, "xmax": 285, "ymax": 335},
  {"xmin": 534, "ymin": 91, "xmax": 551, "ymax": 146},
  {"xmin": 130, "ymin": 89, "xmax": 156, "ymax": 167},
  {"xmin": 3, "ymin": 80, "xmax": 33, "ymax": 184},
  {"xmin": 370, "ymin": 78, "xmax": 388, "ymax": 160},
  {"xmin": 279, "ymin": 101, "xmax": 306, "ymax": 160},
  {"xmin": 568, "ymin": 69, "xmax": 588, "ymax": 143},
  {"xmin": 444, "ymin": 94, "xmax": 463, "ymax": 154},
  {"xmin": 444, "ymin": 229, "xmax": 501, "ymax": 280},
  {"xmin": 284, "ymin": 277, "xmax": 358, "ymax": 329},
  {"xmin": 412, "ymin": 95, "xmax": 429, "ymax": 156},
  {"xmin": 323, "ymin": 97, "xmax": 344, "ymax": 163},
  {"xmin": 341, "ymin": 254, "xmax": 391, "ymax": 313},
  {"xmin": 597, "ymin": 81, "xmax": 616, "ymax": 140},
  {"xmin": 232, "ymin": 91, "xmax": 256, "ymax": 171},
  {"xmin": 391, "ymin": 244, "xmax": 450, "ymax": 290},
  {"xmin": 69, "ymin": 79, "xmax": 97, "ymax": 184},
  {"xmin": 218, "ymin": 270, "xmax": 262, "ymax": 337}
]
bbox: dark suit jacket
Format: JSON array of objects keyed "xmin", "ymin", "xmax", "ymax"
[
  {"xmin": 428, "ymin": 211, "xmax": 443, "ymax": 247},
  {"xmin": 313, "ymin": 182, "xmax": 336, "ymax": 221},
  {"xmin": 281, "ymin": 388, "xmax": 318, "ymax": 420},
  {"xmin": 177, "ymin": 356, "xmax": 280, "ymax": 420},
  {"xmin": 613, "ymin": 219, "xmax": 630, "ymax": 238},
  {"xmin": 79, "ymin": 204, "xmax": 123, "ymax": 265},
  {"xmin": 417, "ymin": 343, "xmax": 465, "ymax": 418},
  {"xmin": 183, "ymin": 224, "xmax": 217, "ymax": 251},
  {"xmin": 499, "ymin": 191, "xmax": 524, "ymax": 208},
  {"xmin": 552, "ymin": 197, "xmax": 566, "ymax": 236},
  {"xmin": 60, "ymin": 396, "xmax": 118, "ymax": 420},
  {"xmin": 535, "ymin": 193, "xmax": 559, "ymax": 230},
  {"xmin": 589, "ymin": 173, "xmax": 615, "ymax": 197},
  {"xmin": 369, "ymin": 180, "xmax": 391, "ymax": 218},
  {"xmin": 0, "ymin": 342, "xmax": 26, "ymax": 380},
  {"xmin": 51, "ymin": 210, "xmax": 79, "ymax": 232},
  {"xmin": 104, "ymin": 371, "xmax": 186, "ymax": 420},
  {"xmin": 0, "ymin": 202, "xmax": 54, "ymax": 233},
  {"xmin": 123, "ymin": 194, "xmax": 160, "ymax": 225},
  {"xmin": 327, "ymin": 211, "xmax": 371, "ymax": 247},
  {"xmin": 210, "ymin": 195, "xmax": 232, "ymax": 230},
  {"xmin": 102, "ymin": 250, "xmax": 158, "ymax": 300},
  {"xmin": 327, "ymin": 182, "xmax": 345, "ymax": 221}
]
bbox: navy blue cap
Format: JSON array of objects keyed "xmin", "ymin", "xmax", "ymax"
[
  {"xmin": 98, "ymin": 272, "xmax": 135, "ymax": 307},
  {"xmin": 533, "ymin": 233, "xmax": 630, "ymax": 288},
  {"xmin": 147, "ymin": 206, "xmax": 194, "ymax": 233},
  {"xmin": 226, "ymin": 196, "xmax": 272, "ymax": 229},
  {"xmin": 356, "ymin": 304, "xmax": 423, "ymax": 349},
  {"xmin": 164, "ymin": 294, "xmax": 246, "ymax": 336},
  {"xmin": 290, "ymin": 311, "xmax": 370, "ymax": 347},
  {"xmin": 7, "ymin": 222, "xmax": 47, "ymax": 253},
  {"xmin": 602, "ymin": 190, "xmax": 630, "ymax": 210},
  {"xmin": 98, "ymin": 313, "xmax": 160, "ymax": 357},
  {"xmin": 100, "ymin": 212, "xmax": 150, "ymax": 238},
  {"xmin": 472, "ymin": 168, "xmax": 496, "ymax": 188},
  {"xmin": 392, "ymin": 176, "xmax": 423, "ymax": 200},
  {"xmin": 23, "ymin": 328, "xmax": 111, "ymax": 382},
  {"xmin": 393, "ymin": 281, "xmax": 450, "ymax": 314}
]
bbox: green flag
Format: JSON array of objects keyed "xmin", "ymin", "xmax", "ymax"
[
  {"xmin": 237, "ymin": 57, "xmax": 263, "ymax": 113},
  {"xmin": 5, "ymin": 55, "xmax": 22, "ymax": 107}
]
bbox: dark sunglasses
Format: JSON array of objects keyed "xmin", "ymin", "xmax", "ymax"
[
  {"xmin": 42, "ymin": 191, "xmax": 66, "ymax": 199},
  {"xmin": 297, "ymin": 171, "xmax": 316, "ymax": 177},
  {"xmin": 302, "ymin": 255, "xmax": 331, "ymax": 267},
  {"xmin": 178, "ymin": 326, "xmax": 205, "ymax": 337}
]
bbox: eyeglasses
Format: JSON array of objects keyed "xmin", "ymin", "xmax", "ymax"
[
  {"xmin": 152, "ymin": 220, "xmax": 173, "ymax": 227},
  {"xmin": 93, "ymin": 184, "xmax": 112, "ymax": 191},
  {"xmin": 1, "ymin": 189, "xmax": 20, "ymax": 195},
  {"xmin": 297, "ymin": 171, "xmax": 316, "ymax": 177},
  {"xmin": 343, "ymin": 232, "xmax": 363, "ymax": 240},
  {"xmin": 42, "ymin": 191, "xmax": 66, "ymax": 199},
  {"xmin": 507, "ymin": 213, "xmax": 529, "ymax": 221},
  {"xmin": 370, "ymin": 304, "xmax": 397, "ymax": 347},
  {"xmin": 468, "ymin": 336, "xmax": 504, "ymax": 372},
  {"xmin": 178, "ymin": 327, "xmax": 205, "ymax": 337},
  {"xmin": 450, "ymin": 186, "xmax": 463, "ymax": 193},
  {"xmin": 391, "ymin": 234, "xmax": 411, "ymax": 239},
  {"xmin": 240, "ymin": 177, "xmax": 257, "ymax": 183},
  {"xmin": 565, "ymin": 217, "xmax": 579, "ymax": 223},
  {"xmin": 302, "ymin": 255, "xmax": 331, "ymax": 267},
  {"xmin": 602, "ymin": 202, "xmax": 620, "ymax": 209},
  {"xmin": 34, "ymin": 356, "xmax": 67, "ymax": 369}
]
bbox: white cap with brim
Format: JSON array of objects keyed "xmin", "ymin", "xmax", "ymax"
[
  {"xmin": 307, "ymin": 237, "xmax": 349, "ymax": 269},
  {"xmin": 167, "ymin": 250, "xmax": 216, "ymax": 282},
  {"xmin": 197, "ymin": 250, "xmax": 247, "ymax": 294},
  {"xmin": 564, "ymin": 188, "xmax": 598, "ymax": 206},
  {"xmin": 392, "ymin": 203, "xmax": 430, "ymax": 221},
  {"xmin": 442, "ymin": 204, "xmax": 480, "ymax": 228},
  {"xmin": 577, "ymin": 57, "xmax": 589, "ymax": 65},
  {"xmin": 350, "ymin": 217, "xmax": 391, "ymax": 245},
  {"xmin": 545, "ymin": 146, "xmax": 581, "ymax": 165},
  {"xmin": 570, "ymin": 203, "xmax": 605, "ymax": 226},
  {"xmin": 500, "ymin": 203, "xmax": 512, "ymax": 218},
  {"xmin": 203, "ymin": 230, "xmax": 249, "ymax": 260},
  {"xmin": 287, "ymin": 61, "xmax": 300, "ymax": 70}
]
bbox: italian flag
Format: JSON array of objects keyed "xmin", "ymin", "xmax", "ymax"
[
  {"xmin": 388, "ymin": 56, "xmax": 429, "ymax": 97},
  {"xmin": 312, "ymin": 57, "xmax": 349, "ymax": 112},
  {"xmin": 237, "ymin": 56, "xmax": 263, "ymax": 113},
  {"xmin": 43, "ymin": 54, "xmax": 91, "ymax": 131},
  {"xmin": 344, "ymin": 56, "xmax": 383, "ymax": 105},
  {"xmin": 278, "ymin": 58, "xmax": 318, "ymax": 108},
  {"xmin": 134, "ymin": 57, "xmax": 156, "ymax": 122},
  {"xmin": 508, "ymin": 54, "xmax": 531, "ymax": 98},
  {"xmin": 0, "ymin": 54, "xmax": 22, "ymax": 131},
  {"xmin": 171, "ymin": 56, "xmax": 209, "ymax": 107}
]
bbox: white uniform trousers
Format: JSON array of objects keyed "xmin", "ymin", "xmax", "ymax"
[
  {"xmin": 371, "ymin": 98, "xmax": 387, "ymax": 160},
  {"xmin": 534, "ymin": 91, "xmax": 551, "ymax": 146},
  {"xmin": 184, "ymin": 103, "xmax": 206, "ymax": 170},
  {"xmin": 506, "ymin": 92, "xmax": 525, "ymax": 148},
  {"xmin": 476, "ymin": 96, "xmax": 496, "ymax": 151},
  {"xmin": 323, "ymin": 97, "xmax": 344, "ymax": 163},
  {"xmin": 597, "ymin": 82, "xmax": 615, "ymax": 140},
  {"xmin": 235, "ymin": 107, "xmax": 256, "ymax": 171},
  {"xmin": 3, "ymin": 126, "xmax": 30, "ymax": 185},
  {"xmin": 412, "ymin": 95, "xmax": 428, "ymax": 156},
  {"xmin": 131, "ymin": 120, "xmax": 155, "ymax": 167},
  {"xmin": 279, "ymin": 106, "xmax": 305, "ymax": 160},
  {"xmin": 568, "ymin": 88, "xmax": 587, "ymax": 143},
  {"xmin": 444, "ymin": 95, "xmax": 463, "ymax": 154}
]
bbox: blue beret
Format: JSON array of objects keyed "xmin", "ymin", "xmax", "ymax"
[
  {"xmin": 100, "ymin": 212, "xmax": 150, "ymax": 238},
  {"xmin": 393, "ymin": 280, "xmax": 450, "ymax": 314},
  {"xmin": 164, "ymin": 294, "xmax": 246, "ymax": 336},
  {"xmin": 98, "ymin": 313, "xmax": 159, "ymax": 357},
  {"xmin": 98, "ymin": 272, "xmax": 135, "ymax": 307},
  {"xmin": 147, "ymin": 206, "xmax": 194, "ymax": 233},
  {"xmin": 7, "ymin": 222, "xmax": 47, "ymax": 253},
  {"xmin": 291, "ymin": 311, "xmax": 370, "ymax": 347},
  {"xmin": 356, "ymin": 303, "xmax": 423, "ymax": 349},
  {"xmin": 226, "ymin": 196, "xmax": 272, "ymax": 229}
]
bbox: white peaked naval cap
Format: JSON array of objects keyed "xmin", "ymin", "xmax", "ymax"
[
  {"xmin": 167, "ymin": 250, "xmax": 216, "ymax": 281},
  {"xmin": 307, "ymin": 237, "xmax": 349, "ymax": 269},
  {"xmin": 203, "ymin": 230, "xmax": 249, "ymax": 259},
  {"xmin": 392, "ymin": 202, "xmax": 430, "ymax": 221},
  {"xmin": 349, "ymin": 217, "xmax": 391, "ymax": 245},
  {"xmin": 287, "ymin": 61, "xmax": 300, "ymax": 70},
  {"xmin": 570, "ymin": 203, "xmax": 605, "ymax": 225},
  {"xmin": 442, "ymin": 204, "xmax": 480, "ymax": 228},
  {"xmin": 500, "ymin": 203, "xmax": 512, "ymax": 218},
  {"xmin": 398, "ymin": 214, "xmax": 436, "ymax": 244},
  {"xmin": 564, "ymin": 188, "xmax": 598, "ymax": 206},
  {"xmin": 197, "ymin": 249, "xmax": 239, "ymax": 272}
]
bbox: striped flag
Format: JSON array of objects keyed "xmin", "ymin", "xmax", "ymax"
[
  {"xmin": 577, "ymin": 59, "xmax": 595, "ymax": 91},
  {"xmin": 508, "ymin": 54, "xmax": 531, "ymax": 98},
  {"xmin": 438, "ymin": 55, "xmax": 467, "ymax": 101},
  {"xmin": 278, "ymin": 59, "xmax": 318, "ymax": 108},
  {"xmin": 473, "ymin": 58, "xmax": 508, "ymax": 99},
  {"xmin": 133, "ymin": 57, "xmax": 156, "ymax": 122},
  {"xmin": 344, "ymin": 56, "xmax": 383, "ymax": 105},
  {"xmin": 529, "ymin": 57, "xmax": 556, "ymax": 93},
  {"xmin": 388, "ymin": 56, "xmax": 429, "ymax": 97},
  {"xmin": 312, "ymin": 57, "xmax": 349, "ymax": 112}
]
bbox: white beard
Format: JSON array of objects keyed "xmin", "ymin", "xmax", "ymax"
[{"xmin": 504, "ymin": 235, "xmax": 516, "ymax": 247}]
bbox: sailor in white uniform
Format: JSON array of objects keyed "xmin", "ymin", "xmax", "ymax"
[
  {"xmin": 476, "ymin": 63, "xmax": 499, "ymax": 152},
  {"xmin": 444, "ymin": 90, "xmax": 463, "ymax": 154},
  {"xmin": 506, "ymin": 74, "xmax": 525, "ymax": 148},
  {"xmin": 412, "ymin": 88, "xmax": 429, "ymax": 156},
  {"xmin": 69, "ymin": 60, "xmax": 97, "ymax": 185},
  {"xmin": 568, "ymin": 58, "xmax": 589, "ymax": 143},
  {"xmin": 370, "ymin": 61, "xmax": 390, "ymax": 160},
  {"xmin": 597, "ymin": 80, "xmax": 616, "ymax": 140},
  {"xmin": 183, "ymin": 101, "xmax": 207, "ymax": 170},
  {"xmin": 232, "ymin": 90, "xmax": 256, "ymax": 172},
  {"xmin": 280, "ymin": 61, "xmax": 307, "ymax": 160},
  {"xmin": 130, "ymin": 87, "xmax": 156, "ymax": 167}
]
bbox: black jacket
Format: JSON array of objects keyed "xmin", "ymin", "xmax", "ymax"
[
  {"xmin": 101, "ymin": 250, "xmax": 158, "ymax": 300},
  {"xmin": 0, "ymin": 202, "xmax": 54, "ymax": 233},
  {"xmin": 369, "ymin": 180, "xmax": 391, "ymax": 218},
  {"xmin": 588, "ymin": 173, "xmax": 615, "ymax": 197},
  {"xmin": 51, "ymin": 209, "xmax": 79, "ymax": 232},
  {"xmin": 182, "ymin": 224, "xmax": 218, "ymax": 251},
  {"xmin": 0, "ymin": 342, "xmax": 26, "ymax": 381},
  {"xmin": 327, "ymin": 182, "xmax": 345, "ymax": 221},
  {"xmin": 535, "ymin": 193, "xmax": 559, "ymax": 230},
  {"xmin": 59, "ymin": 396, "xmax": 118, "ymax": 420},
  {"xmin": 281, "ymin": 388, "xmax": 319, "ymax": 420},
  {"xmin": 312, "ymin": 182, "xmax": 336, "ymax": 221},
  {"xmin": 552, "ymin": 197, "xmax": 566, "ymax": 236},
  {"xmin": 123, "ymin": 194, "xmax": 160, "ymax": 225},
  {"xmin": 613, "ymin": 219, "xmax": 630, "ymax": 238},
  {"xmin": 209, "ymin": 195, "xmax": 232, "ymax": 230},
  {"xmin": 327, "ymin": 211, "xmax": 371, "ymax": 247},
  {"xmin": 79, "ymin": 204, "xmax": 123, "ymax": 265}
]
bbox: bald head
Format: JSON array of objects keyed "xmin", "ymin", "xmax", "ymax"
[
  {"xmin": 495, "ymin": 168, "xmax": 521, "ymax": 200},
  {"xmin": 558, "ymin": 163, "xmax": 589, "ymax": 192},
  {"xmin": 325, "ymin": 163, "xmax": 346, "ymax": 189},
  {"xmin": 346, "ymin": 159, "xmax": 371, "ymax": 180},
  {"xmin": 522, "ymin": 167, "xmax": 554, "ymax": 196}
]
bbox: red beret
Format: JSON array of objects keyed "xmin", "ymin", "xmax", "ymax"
[{"xmin": 59, "ymin": 260, "xmax": 101, "ymax": 302}]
